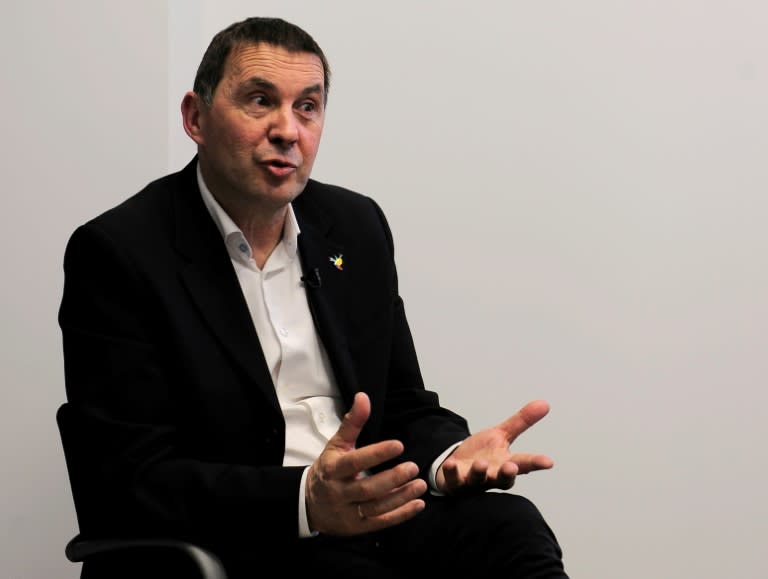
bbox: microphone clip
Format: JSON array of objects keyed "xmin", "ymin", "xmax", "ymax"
[{"xmin": 301, "ymin": 267, "xmax": 322, "ymax": 289}]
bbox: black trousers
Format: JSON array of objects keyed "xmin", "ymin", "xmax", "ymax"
[
  {"xmin": 80, "ymin": 492, "xmax": 568, "ymax": 578},
  {"xmin": 279, "ymin": 492, "xmax": 568, "ymax": 578}
]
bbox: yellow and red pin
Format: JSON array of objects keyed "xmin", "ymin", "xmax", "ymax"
[{"xmin": 329, "ymin": 254, "xmax": 343, "ymax": 270}]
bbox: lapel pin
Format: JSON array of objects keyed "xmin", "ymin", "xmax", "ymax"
[{"xmin": 329, "ymin": 254, "xmax": 344, "ymax": 270}]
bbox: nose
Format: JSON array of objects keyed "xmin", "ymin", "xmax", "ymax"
[{"xmin": 268, "ymin": 106, "xmax": 299, "ymax": 146}]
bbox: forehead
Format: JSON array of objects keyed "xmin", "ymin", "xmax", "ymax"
[{"xmin": 223, "ymin": 42, "xmax": 325, "ymax": 91}]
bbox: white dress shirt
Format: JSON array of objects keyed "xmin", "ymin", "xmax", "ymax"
[
  {"xmin": 197, "ymin": 165, "xmax": 458, "ymax": 537},
  {"xmin": 198, "ymin": 166, "xmax": 341, "ymax": 537}
]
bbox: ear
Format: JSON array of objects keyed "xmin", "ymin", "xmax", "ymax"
[{"xmin": 181, "ymin": 91, "xmax": 206, "ymax": 145}]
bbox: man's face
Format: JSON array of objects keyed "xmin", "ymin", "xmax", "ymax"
[{"xmin": 188, "ymin": 43, "xmax": 326, "ymax": 212}]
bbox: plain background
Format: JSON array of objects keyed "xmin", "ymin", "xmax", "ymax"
[{"xmin": 3, "ymin": 1, "xmax": 767, "ymax": 577}]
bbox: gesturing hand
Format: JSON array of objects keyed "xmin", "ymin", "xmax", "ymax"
[
  {"xmin": 435, "ymin": 399, "xmax": 555, "ymax": 495},
  {"xmin": 305, "ymin": 392, "xmax": 427, "ymax": 536}
]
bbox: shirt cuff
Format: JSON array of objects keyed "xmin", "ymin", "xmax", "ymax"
[
  {"xmin": 428, "ymin": 441, "xmax": 463, "ymax": 496},
  {"xmin": 298, "ymin": 466, "xmax": 319, "ymax": 538}
]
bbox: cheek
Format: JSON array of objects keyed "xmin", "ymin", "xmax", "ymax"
[
  {"xmin": 212, "ymin": 131, "xmax": 259, "ymax": 162},
  {"xmin": 213, "ymin": 116, "xmax": 266, "ymax": 148},
  {"xmin": 300, "ymin": 129, "xmax": 323, "ymax": 160}
]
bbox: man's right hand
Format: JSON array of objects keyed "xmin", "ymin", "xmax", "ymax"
[{"xmin": 305, "ymin": 392, "xmax": 427, "ymax": 535}]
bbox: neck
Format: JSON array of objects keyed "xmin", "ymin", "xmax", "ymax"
[
  {"xmin": 239, "ymin": 207, "xmax": 287, "ymax": 269},
  {"xmin": 211, "ymin": 189, "xmax": 289, "ymax": 269},
  {"xmin": 196, "ymin": 160, "xmax": 290, "ymax": 269}
]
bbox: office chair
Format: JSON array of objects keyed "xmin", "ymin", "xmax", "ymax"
[{"xmin": 56, "ymin": 402, "xmax": 229, "ymax": 579}]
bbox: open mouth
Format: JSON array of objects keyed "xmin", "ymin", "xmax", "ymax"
[
  {"xmin": 265, "ymin": 158, "xmax": 297, "ymax": 169},
  {"xmin": 263, "ymin": 158, "xmax": 298, "ymax": 177}
]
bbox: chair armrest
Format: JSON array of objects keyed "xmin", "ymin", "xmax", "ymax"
[{"xmin": 65, "ymin": 535, "xmax": 228, "ymax": 579}]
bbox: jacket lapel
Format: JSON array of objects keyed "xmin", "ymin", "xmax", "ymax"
[
  {"xmin": 170, "ymin": 161, "xmax": 281, "ymax": 415},
  {"xmin": 294, "ymin": 189, "xmax": 360, "ymax": 405}
]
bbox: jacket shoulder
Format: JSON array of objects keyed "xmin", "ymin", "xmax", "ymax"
[
  {"xmin": 297, "ymin": 178, "xmax": 389, "ymax": 224},
  {"xmin": 87, "ymin": 170, "xmax": 186, "ymax": 231}
]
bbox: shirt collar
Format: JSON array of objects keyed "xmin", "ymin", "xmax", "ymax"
[{"xmin": 196, "ymin": 162, "xmax": 301, "ymax": 266}]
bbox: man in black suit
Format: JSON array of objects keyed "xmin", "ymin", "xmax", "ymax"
[{"xmin": 59, "ymin": 16, "xmax": 569, "ymax": 578}]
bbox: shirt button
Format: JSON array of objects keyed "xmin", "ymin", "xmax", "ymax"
[
  {"xmin": 318, "ymin": 412, "xmax": 326, "ymax": 423},
  {"xmin": 279, "ymin": 327, "xmax": 288, "ymax": 337}
]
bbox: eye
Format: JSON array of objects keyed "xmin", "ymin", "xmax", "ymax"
[
  {"xmin": 298, "ymin": 100, "xmax": 320, "ymax": 116},
  {"xmin": 242, "ymin": 93, "xmax": 273, "ymax": 116},
  {"xmin": 249, "ymin": 94, "xmax": 269, "ymax": 106}
]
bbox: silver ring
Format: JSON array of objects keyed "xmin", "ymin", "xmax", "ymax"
[{"xmin": 357, "ymin": 503, "xmax": 366, "ymax": 519}]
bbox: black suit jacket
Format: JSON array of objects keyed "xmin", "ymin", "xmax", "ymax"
[{"xmin": 58, "ymin": 158, "xmax": 469, "ymax": 559}]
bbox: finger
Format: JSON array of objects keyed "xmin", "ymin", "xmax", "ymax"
[
  {"xmin": 357, "ymin": 477, "xmax": 427, "ymax": 519},
  {"xmin": 495, "ymin": 399, "xmax": 551, "ymax": 443},
  {"xmin": 466, "ymin": 460, "xmax": 489, "ymax": 487},
  {"xmin": 493, "ymin": 461, "xmax": 519, "ymax": 490},
  {"xmin": 358, "ymin": 497, "xmax": 426, "ymax": 532},
  {"xmin": 350, "ymin": 460, "xmax": 421, "ymax": 502},
  {"xmin": 328, "ymin": 392, "xmax": 371, "ymax": 451},
  {"xmin": 334, "ymin": 441, "xmax": 406, "ymax": 480},
  {"xmin": 510, "ymin": 453, "xmax": 555, "ymax": 474},
  {"xmin": 438, "ymin": 458, "xmax": 461, "ymax": 492}
]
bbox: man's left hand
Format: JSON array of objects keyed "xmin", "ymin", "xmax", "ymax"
[{"xmin": 435, "ymin": 399, "xmax": 555, "ymax": 495}]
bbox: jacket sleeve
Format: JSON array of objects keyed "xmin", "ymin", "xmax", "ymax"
[
  {"xmin": 59, "ymin": 221, "xmax": 304, "ymax": 551},
  {"xmin": 363, "ymin": 197, "xmax": 471, "ymax": 477}
]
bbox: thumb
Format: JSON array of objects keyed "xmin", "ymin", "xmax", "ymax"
[
  {"xmin": 328, "ymin": 391, "xmax": 370, "ymax": 451},
  {"xmin": 496, "ymin": 399, "xmax": 551, "ymax": 443}
]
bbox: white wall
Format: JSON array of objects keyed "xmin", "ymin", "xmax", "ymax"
[
  {"xmin": 1, "ymin": 2, "xmax": 167, "ymax": 578},
  {"xmin": 182, "ymin": 2, "xmax": 768, "ymax": 577},
  {"xmin": 3, "ymin": 1, "xmax": 766, "ymax": 578}
]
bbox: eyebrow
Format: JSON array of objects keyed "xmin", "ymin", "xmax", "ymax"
[
  {"xmin": 240, "ymin": 77, "xmax": 276, "ymax": 93},
  {"xmin": 240, "ymin": 77, "xmax": 323, "ymax": 99}
]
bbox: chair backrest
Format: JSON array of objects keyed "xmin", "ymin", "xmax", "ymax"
[
  {"xmin": 56, "ymin": 401, "xmax": 104, "ymax": 535},
  {"xmin": 57, "ymin": 402, "xmax": 83, "ymax": 526},
  {"xmin": 56, "ymin": 402, "xmax": 230, "ymax": 578},
  {"xmin": 56, "ymin": 402, "xmax": 80, "ymax": 513}
]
